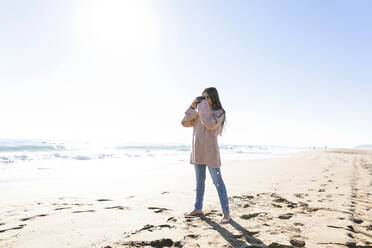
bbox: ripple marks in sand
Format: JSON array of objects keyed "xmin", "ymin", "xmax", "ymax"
[
  {"xmin": 104, "ymin": 206, "xmax": 130, "ymax": 210},
  {"xmin": 0, "ymin": 224, "xmax": 26, "ymax": 233},
  {"xmin": 72, "ymin": 210, "xmax": 95, "ymax": 213},
  {"xmin": 54, "ymin": 207, "xmax": 72, "ymax": 211},
  {"xmin": 20, "ymin": 214, "xmax": 48, "ymax": 221}
]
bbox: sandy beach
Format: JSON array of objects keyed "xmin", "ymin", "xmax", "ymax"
[{"xmin": 1, "ymin": 149, "xmax": 371, "ymax": 248}]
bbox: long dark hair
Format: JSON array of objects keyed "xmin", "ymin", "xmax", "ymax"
[{"xmin": 202, "ymin": 87, "xmax": 226, "ymax": 135}]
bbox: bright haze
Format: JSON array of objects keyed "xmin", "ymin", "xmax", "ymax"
[{"xmin": 1, "ymin": 0, "xmax": 371, "ymax": 147}]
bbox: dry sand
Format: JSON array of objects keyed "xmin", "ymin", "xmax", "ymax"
[{"xmin": 0, "ymin": 149, "xmax": 371, "ymax": 248}]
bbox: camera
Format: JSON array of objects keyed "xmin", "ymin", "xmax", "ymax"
[{"xmin": 196, "ymin": 96, "xmax": 206, "ymax": 103}]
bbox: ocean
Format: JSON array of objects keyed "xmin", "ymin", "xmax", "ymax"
[{"xmin": 0, "ymin": 139, "xmax": 309, "ymax": 185}]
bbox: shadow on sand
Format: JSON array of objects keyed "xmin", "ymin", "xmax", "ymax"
[{"xmin": 199, "ymin": 215, "xmax": 267, "ymax": 248}]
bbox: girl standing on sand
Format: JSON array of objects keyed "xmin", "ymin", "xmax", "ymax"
[{"xmin": 181, "ymin": 87, "xmax": 231, "ymax": 224}]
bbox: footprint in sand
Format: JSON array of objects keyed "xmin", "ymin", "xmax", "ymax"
[
  {"xmin": 230, "ymin": 195, "xmax": 255, "ymax": 201},
  {"xmin": 290, "ymin": 237, "xmax": 306, "ymax": 247},
  {"xmin": 126, "ymin": 224, "xmax": 175, "ymax": 237},
  {"xmin": 183, "ymin": 234, "xmax": 201, "ymax": 247},
  {"xmin": 286, "ymin": 203, "xmax": 296, "ymax": 209},
  {"xmin": 203, "ymin": 210, "xmax": 219, "ymax": 217},
  {"xmin": 119, "ymin": 238, "xmax": 181, "ymax": 248},
  {"xmin": 158, "ymin": 224, "xmax": 173, "ymax": 228},
  {"xmin": 148, "ymin": 207, "xmax": 171, "ymax": 213},
  {"xmin": 298, "ymin": 202, "xmax": 319, "ymax": 212},
  {"xmin": 271, "ymin": 194, "xmax": 293, "ymax": 204},
  {"xmin": 350, "ymin": 217, "xmax": 363, "ymax": 224},
  {"xmin": 167, "ymin": 217, "xmax": 177, "ymax": 223},
  {"xmin": 346, "ymin": 233, "xmax": 354, "ymax": 239},
  {"xmin": 242, "ymin": 203, "xmax": 251, "ymax": 208},
  {"xmin": 184, "ymin": 217, "xmax": 200, "ymax": 229},
  {"xmin": 278, "ymin": 213, "xmax": 294, "ymax": 219},
  {"xmin": 240, "ymin": 213, "xmax": 260, "ymax": 220},
  {"xmin": 20, "ymin": 214, "xmax": 48, "ymax": 221},
  {"xmin": 185, "ymin": 234, "xmax": 200, "ymax": 239},
  {"xmin": 294, "ymin": 193, "xmax": 305, "ymax": 198}
]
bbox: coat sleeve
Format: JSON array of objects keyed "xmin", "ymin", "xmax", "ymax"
[
  {"xmin": 181, "ymin": 107, "xmax": 198, "ymax": 127},
  {"xmin": 197, "ymin": 100, "xmax": 225, "ymax": 130}
]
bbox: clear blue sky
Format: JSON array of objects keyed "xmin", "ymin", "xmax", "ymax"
[{"xmin": 1, "ymin": 0, "xmax": 371, "ymax": 147}]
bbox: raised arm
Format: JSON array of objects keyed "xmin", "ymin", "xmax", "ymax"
[
  {"xmin": 181, "ymin": 98, "xmax": 199, "ymax": 127},
  {"xmin": 197, "ymin": 100, "xmax": 225, "ymax": 130},
  {"xmin": 181, "ymin": 107, "xmax": 198, "ymax": 127}
]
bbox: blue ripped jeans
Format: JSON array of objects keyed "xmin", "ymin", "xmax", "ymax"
[{"xmin": 193, "ymin": 164, "xmax": 230, "ymax": 214}]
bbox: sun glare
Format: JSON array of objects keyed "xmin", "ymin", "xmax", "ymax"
[
  {"xmin": 75, "ymin": 0, "xmax": 158, "ymax": 56},
  {"xmin": 68, "ymin": 0, "xmax": 161, "ymax": 117}
]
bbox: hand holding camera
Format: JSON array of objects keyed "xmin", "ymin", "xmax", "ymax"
[
  {"xmin": 196, "ymin": 96, "xmax": 206, "ymax": 103},
  {"xmin": 191, "ymin": 96, "xmax": 205, "ymax": 109}
]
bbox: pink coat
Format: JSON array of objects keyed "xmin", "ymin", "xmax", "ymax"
[{"xmin": 181, "ymin": 100, "xmax": 225, "ymax": 168}]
